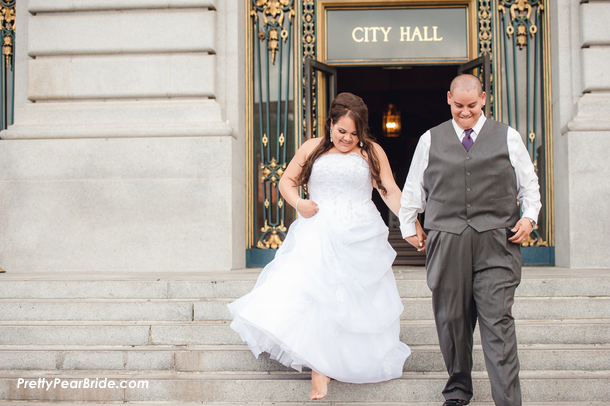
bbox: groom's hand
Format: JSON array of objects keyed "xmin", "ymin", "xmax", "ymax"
[
  {"xmin": 509, "ymin": 217, "xmax": 533, "ymax": 244},
  {"xmin": 405, "ymin": 221, "xmax": 427, "ymax": 252}
]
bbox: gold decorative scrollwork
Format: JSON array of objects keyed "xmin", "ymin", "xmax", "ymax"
[
  {"xmin": 302, "ymin": 0, "xmax": 315, "ymax": 61},
  {"xmin": 478, "ymin": 1, "xmax": 494, "ymax": 112},
  {"xmin": 0, "ymin": 2, "xmax": 15, "ymax": 69},
  {"xmin": 529, "ymin": 131, "xmax": 536, "ymax": 143},
  {"xmin": 257, "ymin": 220, "xmax": 288, "ymax": 249},
  {"xmin": 302, "ymin": 0, "xmax": 317, "ymax": 139},
  {"xmin": 261, "ymin": 157, "xmax": 286, "ymax": 182},
  {"xmin": 478, "ymin": 0, "xmax": 492, "ymax": 56},
  {"xmin": 255, "ymin": 0, "xmax": 295, "ymax": 64},
  {"xmin": 500, "ymin": 0, "xmax": 541, "ymax": 50}
]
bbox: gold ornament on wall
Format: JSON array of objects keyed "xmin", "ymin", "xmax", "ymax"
[
  {"xmin": 255, "ymin": 0, "xmax": 295, "ymax": 64},
  {"xmin": 257, "ymin": 220, "xmax": 287, "ymax": 249},
  {"xmin": 261, "ymin": 157, "xmax": 286, "ymax": 182},
  {"xmin": 500, "ymin": 0, "xmax": 540, "ymax": 50},
  {"xmin": 0, "ymin": 2, "xmax": 15, "ymax": 69},
  {"xmin": 478, "ymin": 0, "xmax": 492, "ymax": 56}
]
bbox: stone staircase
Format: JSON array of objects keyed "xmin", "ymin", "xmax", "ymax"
[{"xmin": 0, "ymin": 268, "xmax": 609, "ymax": 405}]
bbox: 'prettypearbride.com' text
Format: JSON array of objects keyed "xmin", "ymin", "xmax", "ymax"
[{"xmin": 17, "ymin": 378, "xmax": 149, "ymax": 391}]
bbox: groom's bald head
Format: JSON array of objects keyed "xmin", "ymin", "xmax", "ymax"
[{"xmin": 450, "ymin": 74, "xmax": 484, "ymax": 97}]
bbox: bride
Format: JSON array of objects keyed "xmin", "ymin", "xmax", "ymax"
[{"xmin": 228, "ymin": 92, "xmax": 426, "ymax": 400}]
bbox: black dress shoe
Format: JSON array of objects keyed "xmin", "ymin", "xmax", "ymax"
[{"xmin": 442, "ymin": 400, "xmax": 470, "ymax": 406}]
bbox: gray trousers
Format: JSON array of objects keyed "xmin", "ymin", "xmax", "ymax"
[{"xmin": 426, "ymin": 226, "xmax": 522, "ymax": 406}]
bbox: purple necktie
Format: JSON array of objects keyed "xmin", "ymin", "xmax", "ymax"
[{"xmin": 462, "ymin": 129, "xmax": 474, "ymax": 152}]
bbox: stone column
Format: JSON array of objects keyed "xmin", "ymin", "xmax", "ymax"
[
  {"xmin": 0, "ymin": 0, "xmax": 246, "ymax": 272},
  {"xmin": 552, "ymin": 0, "xmax": 610, "ymax": 267}
]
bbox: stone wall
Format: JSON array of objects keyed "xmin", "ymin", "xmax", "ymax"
[
  {"xmin": 0, "ymin": 0, "xmax": 246, "ymax": 272},
  {"xmin": 3, "ymin": 0, "xmax": 608, "ymax": 270},
  {"xmin": 552, "ymin": 0, "xmax": 610, "ymax": 268}
]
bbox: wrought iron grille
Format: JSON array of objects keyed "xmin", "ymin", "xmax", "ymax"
[
  {"xmin": 494, "ymin": 0, "xmax": 553, "ymax": 248},
  {"xmin": 249, "ymin": 0, "xmax": 297, "ymax": 253},
  {"xmin": 246, "ymin": 0, "xmax": 554, "ymax": 265},
  {"xmin": 0, "ymin": 0, "xmax": 15, "ymax": 132}
]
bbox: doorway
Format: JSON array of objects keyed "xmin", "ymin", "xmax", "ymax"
[{"xmin": 336, "ymin": 65, "xmax": 456, "ymax": 265}]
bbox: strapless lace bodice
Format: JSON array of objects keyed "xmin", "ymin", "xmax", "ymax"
[{"xmin": 308, "ymin": 153, "xmax": 380, "ymax": 226}]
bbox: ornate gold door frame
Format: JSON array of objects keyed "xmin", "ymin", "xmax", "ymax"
[{"xmin": 246, "ymin": 0, "xmax": 555, "ymax": 266}]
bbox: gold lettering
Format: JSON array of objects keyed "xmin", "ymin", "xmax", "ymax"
[
  {"xmin": 423, "ymin": 26, "xmax": 434, "ymax": 41},
  {"xmin": 433, "ymin": 26, "xmax": 443, "ymax": 41},
  {"xmin": 369, "ymin": 27, "xmax": 380, "ymax": 42},
  {"xmin": 411, "ymin": 27, "xmax": 423, "ymax": 42},
  {"xmin": 352, "ymin": 27, "xmax": 364, "ymax": 43},
  {"xmin": 380, "ymin": 26, "xmax": 392, "ymax": 42},
  {"xmin": 400, "ymin": 26, "xmax": 410, "ymax": 42}
]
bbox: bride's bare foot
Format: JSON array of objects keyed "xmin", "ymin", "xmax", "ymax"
[{"xmin": 310, "ymin": 370, "xmax": 331, "ymax": 400}]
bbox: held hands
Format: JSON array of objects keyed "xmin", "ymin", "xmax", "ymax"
[
  {"xmin": 296, "ymin": 199, "xmax": 319, "ymax": 218},
  {"xmin": 508, "ymin": 217, "xmax": 534, "ymax": 244},
  {"xmin": 405, "ymin": 220, "xmax": 427, "ymax": 252}
]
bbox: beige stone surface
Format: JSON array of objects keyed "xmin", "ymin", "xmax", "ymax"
[
  {"xmin": 0, "ymin": 137, "xmax": 231, "ymax": 181},
  {"xmin": 0, "ymin": 137, "xmax": 236, "ymax": 272},
  {"xmin": 28, "ymin": 9, "xmax": 215, "ymax": 56},
  {"xmin": 580, "ymin": 2, "xmax": 610, "ymax": 46},
  {"xmin": 28, "ymin": 0, "xmax": 217, "ymax": 13},
  {"xmin": 28, "ymin": 54, "xmax": 216, "ymax": 101},
  {"xmin": 2, "ymin": 99, "xmax": 232, "ymax": 139},
  {"xmin": 4, "ymin": 0, "xmax": 243, "ymax": 273},
  {"xmin": 582, "ymin": 47, "xmax": 610, "ymax": 92},
  {"xmin": 0, "ymin": 178, "xmax": 233, "ymax": 272},
  {"xmin": 549, "ymin": 1, "xmax": 610, "ymax": 268},
  {"xmin": 553, "ymin": 132, "xmax": 570, "ymax": 268},
  {"xmin": 569, "ymin": 172, "xmax": 610, "ymax": 268},
  {"xmin": 27, "ymin": 57, "xmax": 72, "ymax": 100},
  {"xmin": 568, "ymin": 93, "xmax": 610, "ymax": 131}
]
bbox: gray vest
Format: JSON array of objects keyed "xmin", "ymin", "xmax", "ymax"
[{"xmin": 423, "ymin": 118, "xmax": 519, "ymax": 234}]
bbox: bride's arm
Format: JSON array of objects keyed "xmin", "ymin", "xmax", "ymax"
[
  {"xmin": 373, "ymin": 143, "xmax": 427, "ymax": 249},
  {"xmin": 371, "ymin": 143, "xmax": 403, "ymax": 217},
  {"xmin": 278, "ymin": 138, "xmax": 321, "ymax": 218}
]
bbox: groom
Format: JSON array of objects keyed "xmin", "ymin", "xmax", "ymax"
[{"xmin": 399, "ymin": 74, "xmax": 541, "ymax": 406}]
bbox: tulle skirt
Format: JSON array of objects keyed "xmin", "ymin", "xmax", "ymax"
[{"xmin": 228, "ymin": 208, "xmax": 410, "ymax": 383}]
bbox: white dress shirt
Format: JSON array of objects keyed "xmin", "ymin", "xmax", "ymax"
[{"xmin": 399, "ymin": 115, "xmax": 542, "ymax": 238}]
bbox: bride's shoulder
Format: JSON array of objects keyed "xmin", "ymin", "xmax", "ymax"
[
  {"xmin": 360, "ymin": 141, "xmax": 384, "ymax": 158},
  {"xmin": 298, "ymin": 137, "xmax": 324, "ymax": 158},
  {"xmin": 302, "ymin": 137, "xmax": 324, "ymax": 149}
]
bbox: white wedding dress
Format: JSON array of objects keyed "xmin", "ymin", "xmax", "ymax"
[{"xmin": 228, "ymin": 152, "xmax": 410, "ymax": 383}]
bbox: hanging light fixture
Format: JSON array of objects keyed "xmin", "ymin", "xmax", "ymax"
[{"xmin": 382, "ymin": 103, "xmax": 401, "ymax": 137}]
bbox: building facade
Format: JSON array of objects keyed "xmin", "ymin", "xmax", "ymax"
[{"xmin": 0, "ymin": 0, "xmax": 608, "ymax": 272}]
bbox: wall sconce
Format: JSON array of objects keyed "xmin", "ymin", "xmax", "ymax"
[{"xmin": 383, "ymin": 103, "xmax": 401, "ymax": 137}]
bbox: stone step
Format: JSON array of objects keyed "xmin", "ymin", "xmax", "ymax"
[
  {"xmin": 1, "ymin": 344, "xmax": 608, "ymax": 373},
  {"xmin": 0, "ymin": 370, "xmax": 608, "ymax": 403},
  {"xmin": 0, "ymin": 299, "xmax": 197, "ymax": 322},
  {"xmin": 1, "ymin": 296, "xmax": 608, "ymax": 321},
  {"xmin": 1, "ymin": 268, "xmax": 608, "ymax": 299},
  {"xmin": 0, "ymin": 319, "xmax": 608, "ymax": 346},
  {"xmin": 1, "ymin": 404, "xmax": 607, "ymax": 406}
]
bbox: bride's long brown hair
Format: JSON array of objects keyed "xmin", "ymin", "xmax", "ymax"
[{"xmin": 296, "ymin": 92, "xmax": 387, "ymax": 196}]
